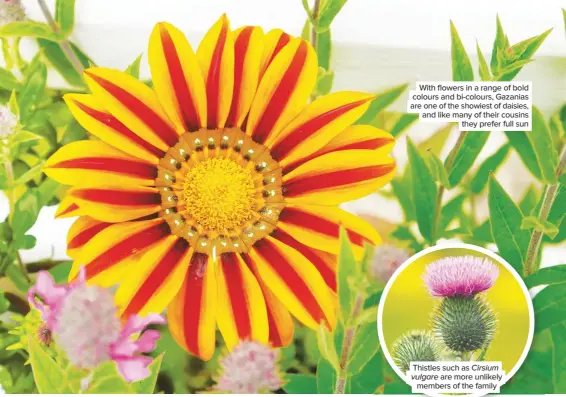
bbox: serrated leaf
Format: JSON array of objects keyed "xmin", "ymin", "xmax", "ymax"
[
  {"xmin": 521, "ymin": 216, "xmax": 559, "ymax": 239},
  {"xmin": 0, "ymin": 21, "xmax": 63, "ymax": 41},
  {"xmin": 347, "ymin": 322, "xmax": 380, "ymax": 375},
  {"xmin": 525, "ymin": 265, "xmax": 566, "ymax": 289},
  {"xmin": 450, "ymin": 21, "xmax": 474, "ymax": 82},
  {"xmin": 37, "ymin": 38, "xmax": 92, "ymax": 88},
  {"xmin": 355, "ymin": 83, "xmax": 408, "ymax": 125},
  {"xmin": 446, "ymin": 131, "xmax": 489, "ymax": 187},
  {"xmin": 533, "ymin": 283, "xmax": 566, "ymax": 333},
  {"xmin": 407, "ymin": 139, "xmax": 438, "ymax": 244},
  {"xmin": 28, "ymin": 339, "xmax": 69, "ymax": 393},
  {"xmin": 283, "ymin": 374, "xmax": 317, "ymax": 394},
  {"xmin": 488, "ymin": 176, "xmax": 530, "ymax": 274},
  {"xmin": 476, "ymin": 41, "xmax": 491, "ymax": 81},
  {"xmin": 131, "ymin": 353, "xmax": 164, "ymax": 393},
  {"xmin": 125, "ymin": 53, "xmax": 143, "ymax": 79},
  {"xmin": 470, "ymin": 144, "xmax": 510, "ymax": 194}
]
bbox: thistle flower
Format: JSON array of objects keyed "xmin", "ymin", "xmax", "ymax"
[
  {"xmin": 423, "ymin": 255, "xmax": 499, "ymax": 297},
  {"xmin": 215, "ymin": 340, "xmax": 282, "ymax": 393},
  {"xmin": 28, "ymin": 270, "xmax": 165, "ymax": 382},
  {"xmin": 391, "ymin": 330, "xmax": 443, "ymax": 373},
  {"xmin": 0, "ymin": 0, "xmax": 25, "ymax": 27},
  {"xmin": 0, "ymin": 106, "xmax": 17, "ymax": 139},
  {"xmin": 368, "ymin": 244, "xmax": 410, "ymax": 283},
  {"xmin": 431, "ymin": 295, "xmax": 497, "ymax": 353}
]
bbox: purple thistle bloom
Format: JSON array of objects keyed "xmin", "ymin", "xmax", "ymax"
[{"xmin": 423, "ymin": 255, "xmax": 499, "ymax": 297}]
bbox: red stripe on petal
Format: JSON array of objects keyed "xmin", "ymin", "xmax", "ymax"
[
  {"xmin": 68, "ymin": 222, "xmax": 111, "ymax": 250},
  {"xmin": 160, "ymin": 26, "xmax": 200, "ymax": 131},
  {"xmin": 267, "ymin": 307, "xmax": 283, "ymax": 346},
  {"xmin": 84, "ymin": 222, "xmax": 170, "ymax": 279},
  {"xmin": 270, "ymin": 99, "xmax": 370, "ymax": 161},
  {"xmin": 72, "ymin": 188, "xmax": 161, "ymax": 206},
  {"xmin": 85, "ymin": 72, "xmax": 179, "ymax": 147},
  {"xmin": 221, "ymin": 252, "xmax": 252, "ymax": 340},
  {"xmin": 265, "ymin": 33, "xmax": 291, "ymax": 72},
  {"xmin": 279, "ymin": 207, "xmax": 369, "ymax": 247},
  {"xmin": 254, "ymin": 238, "xmax": 329, "ymax": 325},
  {"xmin": 51, "ymin": 158, "xmax": 158, "ymax": 179},
  {"xmin": 183, "ymin": 253, "xmax": 209, "ymax": 355},
  {"xmin": 283, "ymin": 164, "xmax": 395, "ymax": 197},
  {"xmin": 272, "ymin": 229, "xmax": 336, "ymax": 291},
  {"xmin": 206, "ymin": 21, "xmax": 228, "ymax": 129},
  {"xmin": 122, "ymin": 238, "xmax": 190, "ymax": 318},
  {"xmin": 226, "ymin": 27, "xmax": 254, "ymax": 128},
  {"xmin": 58, "ymin": 202, "xmax": 80, "ymax": 217},
  {"xmin": 73, "ymin": 100, "xmax": 165, "ymax": 158},
  {"xmin": 253, "ymin": 41, "xmax": 309, "ymax": 145}
]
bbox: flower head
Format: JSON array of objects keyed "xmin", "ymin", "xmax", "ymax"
[
  {"xmin": 28, "ymin": 271, "xmax": 164, "ymax": 382},
  {"xmin": 44, "ymin": 15, "xmax": 397, "ymax": 360},
  {"xmin": 0, "ymin": 106, "xmax": 17, "ymax": 139},
  {"xmin": 423, "ymin": 255, "xmax": 499, "ymax": 297},
  {"xmin": 215, "ymin": 341, "xmax": 282, "ymax": 393},
  {"xmin": 391, "ymin": 330, "xmax": 443, "ymax": 373},
  {"xmin": 369, "ymin": 244, "xmax": 410, "ymax": 283},
  {"xmin": 0, "ymin": 0, "xmax": 25, "ymax": 27}
]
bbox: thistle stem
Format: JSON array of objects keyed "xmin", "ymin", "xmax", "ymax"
[
  {"xmin": 37, "ymin": 0, "xmax": 84, "ymax": 76},
  {"xmin": 524, "ymin": 145, "xmax": 566, "ymax": 277},
  {"xmin": 335, "ymin": 293, "xmax": 365, "ymax": 394}
]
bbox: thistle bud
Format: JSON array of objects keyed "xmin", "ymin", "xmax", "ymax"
[{"xmin": 391, "ymin": 330, "xmax": 443, "ymax": 373}]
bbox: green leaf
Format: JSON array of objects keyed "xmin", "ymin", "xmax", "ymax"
[
  {"xmin": 439, "ymin": 193, "xmax": 466, "ymax": 233},
  {"xmin": 493, "ymin": 59, "xmax": 533, "ymax": 81},
  {"xmin": 6, "ymin": 263, "xmax": 30, "ymax": 291},
  {"xmin": 85, "ymin": 361, "xmax": 133, "ymax": 393},
  {"xmin": 355, "ymin": 83, "xmax": 408, "ymax": 125},
  {"xmin": 490, "ymin": 15, "xmax": 508, "ymax": 75},
  {"xmin": 525, "ymin": 265, "xmax": 566, "ymax": 289},
  {"xmin": 13, "ymin": 234, "xmax": 37, "ymax": 250},
  {"xmin": 497, "ymin": 29, "xmax": 552, "ymax": 81},
  {"xmin": 38, "ymin": 178, "xmax": 60, "ymax": 206},
  {"xmin": 407, "ymin": 139, "xmax": 438, "ymax": 244},
  {"xmin": 125, "ymin": 53, "xmax": 143, "ymax": 79},
  {"xmin": 424, "ymin": 151, "xmax": 450, "ymax": 188},
  {"xmin": 470, "ymin": 144, "xmax": 510, "ymax": 194},
  {"xmin": 390, "ymin": 224, "xmax": 423, "ymax": 252},
  {"xmin": 17, "ymin": 55, "xmax": 47, "ymax": 123},
  {"xmin": 316, "ymin": 29, "xmax": 331, "ymax": 70},
  {"xmin": 10, "ymin": 130, "xmax": 43, "ymax": 146},
  {"xmin": 48, "ymin": 260, "xmax": 72, "ymax": 283},
  {"xmin": 476, "ymin": 41, "xmax": 491, "ymax": 81},
  {"xmin": 521, "ymin": 216, "xmax": 559, "ymax": 239},
  {"xmin": 316, "ymin": 358, "xmax": 337, "ymax": 393},
  {"xmin": 526, "ymin": 106, "xmax": 559, "ymax": 184},
  {"xmin": 301, "ymin": 19, "xmax": 311, "ymax": 41},
  {"xmin": 38, "ymin": 38, "xmax": 92, "ymax": 88},
  {"xmin": 0, "ymin": 67, "xmax": 18, "ymax": 90},
  {"xmin": 533, "ymin": 283, "xmax": 566, "ymax": 333},
  {"xmin": 0, "ymin": 291, "xmax": 10, "ymax": 313},
  {"xmin": 450, "ymin": 21, "xmax": 474, "ymax": 82},
  {"xmin": 488, "ymin": 176, "xmax": 530, "ymax": 274},
  {"xmin": 283, "ymin": 374, "xmax": 317, "ymax": 394},
  {"xmin": 390, "ymin": 168, "xmax": 415, "ymax": 222},
  {"xmin": 0, "ymin": 21, "xmax": 63, "ymax": 41},
  {"xmin": 347, "ymin": 322, "xmax": 380, "ymax": 375},
  {"xmin": 13, "ymin": 161, "xmax": 44, "ymax": 185},
  {"xmin": 349, "ymin": 350, "xmax": 383, "ymax": 393},
  {"xmin": 551, "ymin": 322, "xmax": 566, "ymax": 392},
  {"xmin": 7, "ymin": 90, "xmax": 18, "ymax": 116},
  {"xmin": 417, "ymin": 123, "xmax": 453, "ymax": 156},
  {"xmin": 446, "ymin": 131, "xmax": 489, "ymax": 187},
  {"xmin": 314, "ymin": 67, "xmax": 334, "ymax": 97},
  {"xmin": 317, "ymin": 325, "xmax": 340, "ymax": 370},
  {"xmin": 60, "ymin": 119, "xmax": 88, "ymax": 144},
  {"xmin": 316, "ymin": 0, "xmax": 348, "ymax": 32},
  {"xmin": 55, "ymin": 0, "xmax": 75, "ymax": 36},
  {"xmin": 390, "ymin": 113, "xmax": 419, "ymax": 137},
  {"xmin": 519, "ymin": 185, "xmax": 539, "ymax": 215},
  {"xmin": 544, "ymin": 184, "xmax": 566, "ymax": 243},
  {"xmin": 338, "ymin": 229, "xmax": 357, "ymax": 323},
  {"xmin": 506, "ymin": 131, "xmax": 543, "ymax": 180},
  {"xmin": 11, "ymin": 189, "xmax": 40, "ymax": 238},
  {"xmin": 131, "ymin": 353, "xmax": 164, "ymax": 393},
  {"xmin": 28, "ymin": 339, "xmax": 69, "ymax": 393}
]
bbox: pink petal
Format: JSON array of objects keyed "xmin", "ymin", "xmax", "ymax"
[
  {"xmin": 135, "ymin": 330, "xmax": 161, "ymax": 353},
  {"xmin": 27, "ymin": 271, "xmax": 68, "ymax": 323},
  {"xmin": 114, "ymin": 356, "xmax": 153, "ymax": 382},
  {"xmin": 121, "ymin": 314, "xmax": 165, "ymax": 339}
]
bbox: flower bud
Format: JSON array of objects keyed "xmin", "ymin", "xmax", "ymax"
[{"xmin": 391, "ymin": 330, "xmax": 443, "ymax": 373}]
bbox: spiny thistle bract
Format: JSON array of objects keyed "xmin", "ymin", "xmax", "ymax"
[
  {"xmin": 391, "ymin": 330, "xmax": 443, "ymax": 373},
  {"xmin": 431, "ymin": 295, "xmax": 497, "ymax": 353}
]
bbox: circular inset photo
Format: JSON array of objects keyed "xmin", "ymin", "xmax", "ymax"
[{"xmin": 377, "ymin": 243, "xmax": 534, "ymax": 397}]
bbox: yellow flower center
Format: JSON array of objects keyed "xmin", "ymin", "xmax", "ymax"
[{"xmin": 183, "ymin": 158, "xmax": 256, "ymax": 234}]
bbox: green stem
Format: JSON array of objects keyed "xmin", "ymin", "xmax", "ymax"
[
  {"xmin": 311, "ymin": 0, "xmax": 321, "ymax": 50},
  {"xmin": 524, "ymin": 145, "xmax": 566, "ymax": 277},
  {"xmin": 334, "ymin": 293, "xmax": 365, "ymax": 394},
  {"xmin": 37, "ymin": 0, "xmax": 85, "ymax": 76}
]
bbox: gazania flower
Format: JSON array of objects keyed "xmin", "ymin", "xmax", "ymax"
[
  {"xmin": 45, "ymin": 15, "xmax": 396, "ymax": 360},
  {"xmin": 423, "ymin": 255, "xmax": 499, "ymax": 297}
]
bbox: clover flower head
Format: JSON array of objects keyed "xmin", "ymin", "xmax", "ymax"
[
  {"xmin": 0, "ymin": 0, "xmax": 25, "ymax": 27},
  {"xmin": 28, "ymin": 270, "xmax": 165, "ymax": 382},
  {"xmin": 0, "ymin": 106, "xmax": 17, "ymax": 139},
  {"xmin": 423, "ymin": 255, "xmax": 499, "ymax": 297},
  {"xmin": 215, "ymin": 340, "xmax": 282, "ymax": 393},
  {"xmin": 369, "ymin": 244, "xmax": 410, "ymax": 283}
]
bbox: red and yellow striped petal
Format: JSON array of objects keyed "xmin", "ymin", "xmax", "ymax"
[
  {"xmin": 149, "ymin": 22, "xmax": 207, "ymax": 132},
  {"xmin": 247, "ymin": 38, "xmax": 317, "ymax": 145},
  {"xmin": 64, "ymin": 94, "xmax": 165, "ymax": 164},
  {"xmin": 68, "ymin": 185, "xmax": 161, "ymax": 223},
  {"xmin": 116, "ymin": 237, "xmax": 191, "ymax": 318},
  {"xmin": 70, "ymin": 219, "xmax": 170, "ymax": 287},
  {"xmin": 276, "ymin": 204, "xmax": 381, "ymax": 257},
  {"xmin": 84, "ymin": 68, "xmax": 181, "ymax": 149},
  {"xmin": 44, "ymin": 140, "xmax": 158, "ymax": 187},
  {"xmin": 225, "ymin": 26, "xmax": 263, "ymax": 128},
  {"xmin": 259, "ymin": 29, "xmax": 291, "ymax": 78},
  {"xmin": 283, "ymin": 125, "xmax": 395, "ymax": 174},
  {"xmin": 197, "ymin": 14, "xmax": 234, "ymax": 129},
  {"xmin": 247, "ymin": 236, "xmax": 336, "ymax": 330},
  {"xmin": 67, "ymin": 216, "xmax": 111, "ymax": 259},
  {"xmin": 282, "ymin": 149, "xmax": 396, "ymax": 205},
  {"xmin": 168, "ymin": 253, "xmax": 217, "ymax": 360},
  {"xmin": 267, "ymin": 91, "xmax": 375, "ymax": 165},
  {"xmin": 216, "ymin": 253, "xmax": 268, "ymax": 349},
  {"xmin": 55, "ymin": 196, "xmax": 85, "ymax": 219}
]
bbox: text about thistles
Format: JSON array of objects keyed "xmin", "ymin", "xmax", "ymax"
[{"xmin": 407, "ymin": 82, "xmax": 532, "ymax": 131}]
